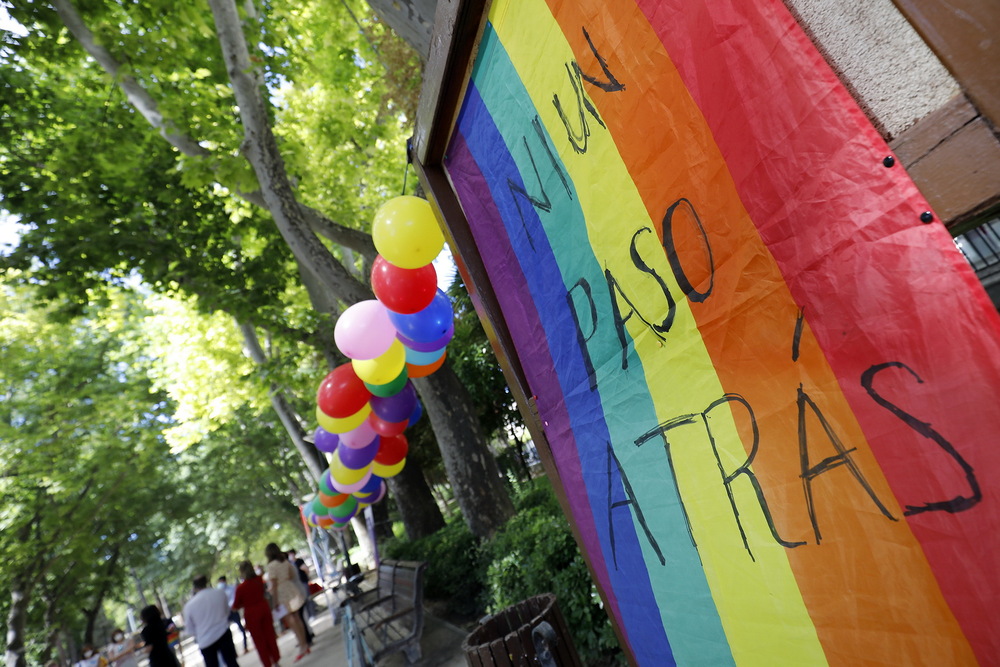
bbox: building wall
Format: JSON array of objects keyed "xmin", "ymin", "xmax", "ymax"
[{"xmin": 784, "ymin": 0, "xmax": 959, "ymax": 139}]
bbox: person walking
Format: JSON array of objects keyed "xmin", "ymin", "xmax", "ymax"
[
  {"xmin": 107, "ymin": 628, "xmax": 139, "ymax": 667},
  {"xmin": 232, "ymin": 560, "xmax": 280, "ymax": 667},
  {"xmin": 73, "ymin": 645, "xmax": 107, "ymax": 667},
  {"xmin": 286, "ymin": 550, "xmax": 314, "ymax": 646},
  {"xmin": 264, "ymin": 544, "xmax": 309, "ymax": 662},
  {"xmin": 139, "ymin": 606, "xmax": 179, "ymax": 667},
  {"xmin": 182, "ymin": 575, "xmax": 239, "ymax": 667},
  {"xmin": 217, "ymin": 576, "xmax": 249, "ymax": 654}
]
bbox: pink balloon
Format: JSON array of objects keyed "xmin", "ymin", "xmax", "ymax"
[
  {"xmin": 338, "ymin": 419, "xmax": 378, "ymax": 449},
  {"xmin": 331, "ymin": 468, "xmax": 373, "ymax": 494},
  {"xmin": 335, "ymin": 300, "xmax": 396, "ymax": 360}
]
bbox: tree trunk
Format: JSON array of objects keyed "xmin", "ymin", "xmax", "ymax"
[
  {"xmin": 370, "ymin": 496, "xmax": 394, "ymax": 541},
  {"xmin": 366, "ymin": 0, "xmax": 437, "ymax": 61},
  {"xmin": 239, "ymin": 322, "xmax": 326, "ymax": 481},
  {"xmin": 414, "ymin": 364, "xmax": 514, "ymax": 538},
  {"xmin": 386, "ymin": 457, "xmax": 445, "ymax": 540},
  {"xmin": 349, "ymin": 515, "xmax": 376, "ymax": 568},
  {"xmin": 5, "ymin": 582, "xmax": 31, "ymax": 667},
  {"xmin": 82, "ymin": 607, "xmax": 97, "ymax": 646},
  {"xmin": 131, "ymin": 567, "xmax": 150, "ymax": 609}
]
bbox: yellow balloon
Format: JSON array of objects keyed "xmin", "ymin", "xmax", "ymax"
[
  {"xmin": 371, "ymin": 196, "xmax": 445, "ymax": 269},
  {"xmin": 330, "ymin": 452, "xmax": 370, "ymax": 485},
  {"xmin": 352, "ymin": 339, "xmax": 406, "ymax": 385},
  {"xmin": 372, "ymin": 457, "xmax": 405, "ymax": 479},
  {"xmin": 316, "ymin": 403, "xmax": 371, "ymax": 434}
]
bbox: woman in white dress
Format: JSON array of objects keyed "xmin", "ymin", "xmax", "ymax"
[{"xmin": 264, "ymin": 542, "xmax": 310, "ymax": 662}]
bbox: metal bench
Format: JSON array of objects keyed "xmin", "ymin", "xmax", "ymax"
[{"xmin": 341, "ymin": 559, "xmax": 428, "ymax": 665}]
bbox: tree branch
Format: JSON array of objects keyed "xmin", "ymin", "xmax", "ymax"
[
  {"xmin": 209, "ymin": 0, "xmax": 373, "ymax": 305},
  {"xmin": 50, "ymin": 0, "xmax": 377, "ymax": 260},
  {"xmin": 239, "ymin": 320, "xmax": 326, "ymax": 481},
  {"xmin": 50, "ymin": 0, "xmax": 208, "ymax": 159}
]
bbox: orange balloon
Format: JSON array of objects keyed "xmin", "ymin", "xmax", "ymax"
[
  {"xmin": 318, "ymin": 491, "xmax": 351, "ymax": 508},
  {"xmin": 405, "ymin": 351, "xmax": 446, "ymax": 378}
]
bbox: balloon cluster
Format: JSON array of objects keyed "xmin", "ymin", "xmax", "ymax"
[{"xmin": 304, "ymin": 196, "xmax": 453, "ymax": 530}]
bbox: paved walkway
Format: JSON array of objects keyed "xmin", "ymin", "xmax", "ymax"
[{"xmin": 171, "ymin": 591, "xmax": 470, "ymax": 667}]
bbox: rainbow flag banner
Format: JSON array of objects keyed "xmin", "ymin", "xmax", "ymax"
[{"xmin": 438, "ymin": 0, "xmax": 1000, "ymax": 664}]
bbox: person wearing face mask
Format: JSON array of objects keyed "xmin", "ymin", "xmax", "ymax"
[
  {"xmin": 107, "ymin": 629, "xmax": 138, "ymax": 667},
  {"xmin": 217, "ymin": 576, "xmax": 248, "ymax": 654},
  {"xmin": 73, "ymin": 645, "xmax": 108, "ymax": 667}
]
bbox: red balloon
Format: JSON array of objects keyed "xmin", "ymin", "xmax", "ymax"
[
  {"xmin": 375, "ymin": 434, "xmax": 408, "ymax": 466},
  {"xmin": 371, "ymin": 256, "xmax": 438, "ymax": 315},
  {"xmin": 368, "ymin": 411, "xmax": 408, "ymax": 437},
  {"xmin": 317, "ymin": 364, "xmax": 371, "ymax": 418}
]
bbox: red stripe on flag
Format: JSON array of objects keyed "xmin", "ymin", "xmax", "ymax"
[{"xmin": 635, "ymin": 0, "xmax": 1000, "ymax": 660}]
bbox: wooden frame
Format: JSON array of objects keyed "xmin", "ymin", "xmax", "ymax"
[{"xmin": 887, "ymin": 0, "xmax": 1000, "ymax": 228}]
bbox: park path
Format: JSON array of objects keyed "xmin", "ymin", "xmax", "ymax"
[{"xmin": 170, "ymin": 590, "xmax": 470, "ymax": 667}]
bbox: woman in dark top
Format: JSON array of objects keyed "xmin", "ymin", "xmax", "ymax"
[
  {"xmin": 233, "ymin": 560, "xmax": 281, "ymax": 667},
  {"xmin": 139, "ymin": 605, "xmax": 179, "ymax": 667}
]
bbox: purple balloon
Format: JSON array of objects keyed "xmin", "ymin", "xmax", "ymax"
[
  {"xmin": 314, "ymin": 427, "xmax": 340, "ymax": 454},
  {"xmin": 397, "ymin": 323, "xmax": 454, "ymax": 352},
  {"xmin": 407, "ymin": 400, "xmax": 423, "ymax": 426},
  {"xmin": 370, "ymin": 382, "xmax": 417, "ymax": 423},
  {"xmin": 338, "ymin": 435, "xmax": 381, "ymax": 469}
]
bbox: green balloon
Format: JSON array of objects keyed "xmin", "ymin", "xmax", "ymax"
[
  {"xmin": 364, "ymin": 367, "xmax": 408, "ymax": 397},
  {"xmin": 329, "ymin": 495, "xmax": 359, "ymax": 518},
  {"xmin": 319, "ymin": 470, "xmax": 337, "ymax": 496},
  {"xmin": 310, "ymin": 497, "xmax": 329, "ymax": 516}
]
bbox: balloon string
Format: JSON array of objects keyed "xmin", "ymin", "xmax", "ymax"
[{"xmin": 402, "ymin": 137, "xmax": 414, "ymax": 196}]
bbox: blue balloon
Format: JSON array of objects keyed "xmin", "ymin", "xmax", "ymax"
[
  {"xmin": 357, "ymin": 473, "xmax": 383, "ymax": 495},
  {"xmin": 388, "ymin": 289, "xmax": 453, "ymax": 343},
  {"xmin": 397, "ymin": 323, "xmax": 454, "ymax": 352},
  {"xmin": 404, "ymin": 344, "xmax": 446, "ymax": 366},
  {"xmin": 407, "ymin": 400, "xmax": 423, "ymax": 426}
]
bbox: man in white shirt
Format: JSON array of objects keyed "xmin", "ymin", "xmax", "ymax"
[{"xmin": 182, "ymin": 575, "xmax": 239, "ymax": 667}]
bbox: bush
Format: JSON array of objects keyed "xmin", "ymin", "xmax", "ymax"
[
  {"xmin": 381, "ymin": 517, "xmax": 485, "ymax": 618},
  {"xmin": 383, "ymin": 478, "xmax": 623, "ymax": 665},
  {"xmin": 481, "ymin": 505, "xmax": 621, "ymax": 664}
]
